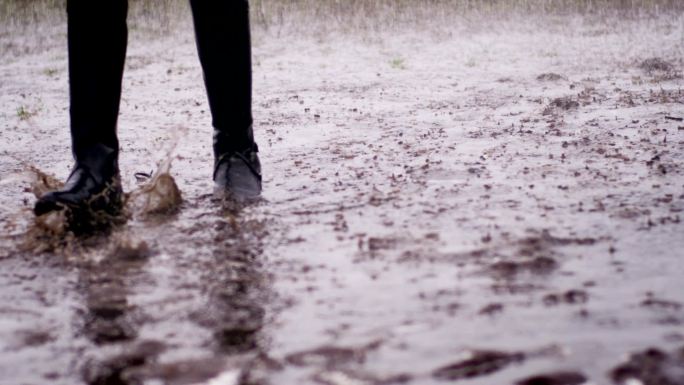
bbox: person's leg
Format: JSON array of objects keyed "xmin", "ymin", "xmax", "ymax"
[
  {"xmin": 190, "ymin": 0, "xmax": 254, "ymax": 155},
  {"xmin": 34, "ymin": 0, "xmax": 128, "ymax": 216},
  {"xmin": 68, "ymin": 0, "xmax": 128, "ymax": 163},
  {"xmin": 189, "ymin": 0, "xmax": 261, "ymax": 198}
]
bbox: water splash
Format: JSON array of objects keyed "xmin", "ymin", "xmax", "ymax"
[
  {"xmin": 127, "ymin": 125, "xmax": 186, "ymax": 217},
  {"xmin": 9, "ymin": 126, "xmax": 188, "ymax": 252}
]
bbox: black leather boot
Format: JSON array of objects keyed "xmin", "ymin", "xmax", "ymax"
[
  {"xmin": 213, "ymin": 124, "xmax": 262, "ymax": 199},
  {"xmin": 34, "ymin": 145, "xmax": 123, "ymax": 216},
  {"xmin": 214, "ymin": 147, "xmax": 262, "ymax": 199}
]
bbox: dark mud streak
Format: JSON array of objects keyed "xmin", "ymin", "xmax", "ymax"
[
  {"xmin": 80, "ymin": 240, "xmax": 152, "ymax": 345},
  {"xmin": 76, "ymin": 197, "xmax": 276, "ymax": 385},
  {"xmin": 13, "ymin": 191, "xmax": 272, "ymax": 385},
  {"xmin": 76, "ymin": 236, "xmax": 155, "ymax": 384},
  {"xmin": 202, "ymin": 221, "xmax": 266, "ymax": 354},
  {"xmin": 514, "ymin": 371, "xmax": 588, "ymax": 385},
  {"xmin": 205, "ymin": 198, "xmax": 275, "ymax": 383},
  {"xmin": 432, "ymin": 350, "xmax": 526, "ymax": 381}
]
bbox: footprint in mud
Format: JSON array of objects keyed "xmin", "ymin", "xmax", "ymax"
[
  {"xmin": 611, "ymin": 346, "xmax": 684, "ymax": 385},
  {"xmin": 432, "ymin": 350, "xmax": 525, "ymax": 381}
]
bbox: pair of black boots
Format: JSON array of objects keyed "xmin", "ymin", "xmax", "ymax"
[
  {"xmin": 34, "ymin": 0, "xmax": 261, "ymax": 217},
  {"xmin": 34, "ymin": 140, "xmax": 262, "ymax": 217}
]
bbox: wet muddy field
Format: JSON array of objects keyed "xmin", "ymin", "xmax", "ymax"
[{"xmin": 1, "ymin": 6, "xmax": 684, "ymax": 385}]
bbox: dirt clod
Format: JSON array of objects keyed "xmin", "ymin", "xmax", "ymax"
[
  {"xmin": 433, "ymin": 350, "xmax": 525, "ymax": 380},
  {"xmin": 543, "ymin": 290, "xmax": 589, "ymax": 306},
  {"xmin": 515, "ymin": 371, "xmax": 587, "ymax": 385},
  {"xmin": 639, "ymin": 57, "xmax": 674, "ymax": 73},
  {"xmin": 611, "ymin": 346, "xmax": 684, "ymax": 385},
  {"xmin": 490, "ymin": 256, "xmax": 558, "ymax": 278},
  {"xmin": 537, "ymin": 73, "xmax": 566, "ymax": 81},
  {"xmin": 544, "ymin": 97, "xmax": 580, "ymax": 115}
]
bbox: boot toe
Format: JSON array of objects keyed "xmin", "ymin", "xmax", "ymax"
[
  {"xmin": 34, "ymin": 192, "xmax": 67, "ymax": 216},
  {"xmin": 214, "ymin": 153, "xmax": 262, "ymax": 199},
  {"xmin": 227, "ymin": 170, "xmax": 261, "ymax": 198},
  {"xmin": 33, "ymin": 191, "xmax": 75, "ymax": 216}
]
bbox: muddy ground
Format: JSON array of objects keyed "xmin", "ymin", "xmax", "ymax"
[{"xmin": 1, "ymin": 7, "xmax": 684, "ymax": 385}]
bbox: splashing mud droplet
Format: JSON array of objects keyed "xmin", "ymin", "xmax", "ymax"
[
  {"xmin": 108, "ymin": 233, "xmax": 151, "ymax": 262},
  {"xmin": 25, "ymin": 164, "xmax": 63, "ymax": 198},
  {"xmin": 128, "ymin": 126, "xmax": 186, "ymax": 217},
  {"xmin": 33, "ymin": 210, "xmax": 67, "ymax": 235},
  {"xmin": 128, "ymin": 172, "xmax": 182, "ymax": 216},
  {"xmin": 15, "ymin": 126, "xmax": 187, "ymax": 251}
]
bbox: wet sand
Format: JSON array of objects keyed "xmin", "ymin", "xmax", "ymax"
[{"xmin": 1, "ymin": 9, "xmax": 684, "ymax": 385}]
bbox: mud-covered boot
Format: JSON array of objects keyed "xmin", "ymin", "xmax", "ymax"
[
  {"xmin": 34, "ymin": 145, "xmax": 123, "ymax": 216},
  {"xmin": 213, "ymin": 146, "xmax": 262, "ymax": 199}
]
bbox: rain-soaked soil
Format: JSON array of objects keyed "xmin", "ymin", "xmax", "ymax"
[{"xmin": 1, "ymin": 8, "xmax": 684, "ymax": 385}]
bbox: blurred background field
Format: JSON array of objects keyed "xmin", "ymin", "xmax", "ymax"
[
  {"xmin": 0, "ymin": 0, "xmax": 682, "ymax": 65},
  {"xmin": 1, "ymin": 0, "xmax": 683, "ymax": 32}
]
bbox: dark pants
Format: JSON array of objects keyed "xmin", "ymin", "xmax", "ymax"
[{"xmin": 67, "ymin": 0, "xmax": 254, "ymax": 165}]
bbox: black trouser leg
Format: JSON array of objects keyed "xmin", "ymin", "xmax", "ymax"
[
  {"xmin": 189, "ymin": 0, "xmax": 255, "ymax": 158},
  {"xmin": 67, "ymin": 0, "xmax": 128, "ymax": 166}
]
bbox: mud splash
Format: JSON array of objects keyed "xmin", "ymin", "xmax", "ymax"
[
  {"xmin": 17, "ymin": 126, "xmax": 187, "ymax": 252},
  {"xmin": 127, "ymin": 126, "xmax": 186, "ymax": 218},
  {"xmin": 128, "ymin": 172, "xmax": 182, "ymax": 216}
]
